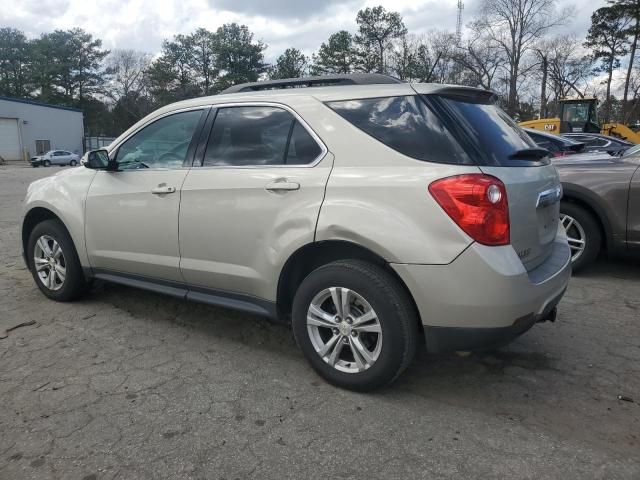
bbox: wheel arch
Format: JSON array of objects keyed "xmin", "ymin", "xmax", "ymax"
[
  {"xmin": 22, "ymin": 207, "xmax": 74, "ymax": 264},
  {"xmin": 276, "ymin": 240, "xmax": 423, "ymax": 335}
]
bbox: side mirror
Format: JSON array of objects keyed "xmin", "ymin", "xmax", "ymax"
[{"xmin": 83, "ymin": 149, "xmax": 110, "ymax": 169}]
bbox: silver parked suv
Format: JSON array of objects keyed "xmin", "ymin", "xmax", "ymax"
[{"xmin": 21, "ymin": 74, "xmax": 571, "ymax": 391}]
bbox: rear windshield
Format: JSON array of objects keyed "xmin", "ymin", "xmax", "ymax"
[
  {"xmin": 327, "ymin": 94, "xmax": 545, "ymax": 166},
  {"xmin": 326, "ymin": 96, "xmax": 473, "ymax": 165}
]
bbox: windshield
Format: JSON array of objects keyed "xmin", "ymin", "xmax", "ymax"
[{"xmin": 623, "ymin": 144, "xmax": 640, "ymax": 157}]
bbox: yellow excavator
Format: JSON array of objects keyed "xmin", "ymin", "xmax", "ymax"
[{"xmin": 519, "ymin": 97, "xmax": 640, "ymax": 144}]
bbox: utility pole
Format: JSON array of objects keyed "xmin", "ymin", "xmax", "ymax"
[{"xmin": 456, "ymin": 0, "xmax": 464, "ymax": 46}]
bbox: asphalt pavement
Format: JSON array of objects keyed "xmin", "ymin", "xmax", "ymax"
[{"xmin": 1, "ymin": 164, "xmax": 639, "ymax": 479}]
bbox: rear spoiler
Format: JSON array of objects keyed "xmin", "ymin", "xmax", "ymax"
[{"xmin": 413, "ymin": 85, "xmax": 498, "ymax": 104}]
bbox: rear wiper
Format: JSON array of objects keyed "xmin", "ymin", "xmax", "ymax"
[{"xmin": 508, "ymin": 148, "xmax": 550, "ymax": 160}]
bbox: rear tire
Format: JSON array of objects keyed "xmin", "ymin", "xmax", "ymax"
[
  {"xmin": 27, "ymin": 219, "xmax": 87, "ymax": 301},
  {"xmin": 560, "ymin": 202, "xmax": 601, "ymax": 272},
  {"xmin": 292, "ymin": 260, "xmax": 418, "ymax": 391}
]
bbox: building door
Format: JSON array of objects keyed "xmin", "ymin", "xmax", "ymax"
[
  {"xmin": 35, "ymin": 140, "xmax": 51, "ymax": 155},
  {"xmin": 0, "ymin": 118, "xmax": 21, "ymax": 161}
]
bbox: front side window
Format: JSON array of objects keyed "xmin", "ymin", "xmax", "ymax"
[
  {"xmin": 202, "ymin": 106, "xmax": 322, "ymax": 167},
  {"xmin": 115, "ymin": 110, "xmax": 203, "ymax": 170},
  {"xmin": 326, "ymin": 96, "xmax": 471, "ymax": 165}
]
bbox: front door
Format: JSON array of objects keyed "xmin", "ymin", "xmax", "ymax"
[
  {"xmin": 85, "ymin": 108, "xmax": 205, "ymax": 282},
  {"xmin": 179, "ymin": 105, "xmax": 332, "ymax": 301}
]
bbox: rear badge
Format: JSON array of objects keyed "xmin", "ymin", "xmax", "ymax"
[
  {"xmin": 518, "ymin": 248, "xmax": 531, "ymax": 259},
  {"xmin": 536, "ymin": 186, "xmax": 562, "ymax": 208}
]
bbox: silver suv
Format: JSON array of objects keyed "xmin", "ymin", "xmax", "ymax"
[{"xmin": 21, "ymin": 74, "xmax": 571, "ymax": 391}]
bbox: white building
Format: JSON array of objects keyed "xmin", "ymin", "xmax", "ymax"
[{"xmin": 0, "ymin": 96, "xmax": 84, "ymax": 162}]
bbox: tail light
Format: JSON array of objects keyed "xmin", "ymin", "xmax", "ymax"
[{"xmin": 429, "ymin": 174, "xmax": 510, "ymax": 246}]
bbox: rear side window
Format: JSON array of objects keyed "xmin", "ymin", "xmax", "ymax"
[
  {"xmin": 326, "ymin": 96, "xmax": 472, "ymax": 165},
  {"xmin": 203, "ymin": 106, "xmax": 322, "ymax": 166}
]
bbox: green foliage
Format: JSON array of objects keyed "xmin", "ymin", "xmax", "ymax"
[
  {"xmin": 311, "ymin": 31, "xmax": 356, "ymax": 74},
  {"xmin": 214, "ymin": 23, "xmax": 267, "ymax": 90},
  {"xmin": 0, "ymin": 27, "xmax": 30, "ymax": 97},
  {"xmin": 354, "ymin": 6, "xmax": 407, "ymax": 73},
  {"xmin": 270, "ymin": 48, "xmax": 308, "ymax": 79},
  {"xmin": 585, "ymin": 6, "xmax": 630, "ymax": 72}
]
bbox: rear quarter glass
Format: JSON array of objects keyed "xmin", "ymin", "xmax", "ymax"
[{"xmin": 325, "ymin": 96, "xmax": 473, "ymax": 165}]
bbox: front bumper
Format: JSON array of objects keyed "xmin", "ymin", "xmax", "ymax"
[{"xmin": 391, "ymin": 233, "xmax": 571, "ymax": 353}]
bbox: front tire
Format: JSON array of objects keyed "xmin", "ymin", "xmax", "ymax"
[
  {"xmin": 27, "ymin": 219, "xmax": 87, "ymax": 301},
  {"xmin": 292, "ymin": 260, "xmax": 418, "ymax": 391},
  {"xmin": 70, "ymin": 160, "xmax": 77, "ymax": 166},
  {"xmin": 43, "ymin": 160, "xmax": 51, "ymax": 167},
  {"xmin": 560, "ymin": 202, "xmax": 601, "ymax": 272}
]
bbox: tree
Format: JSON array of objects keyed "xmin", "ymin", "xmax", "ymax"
[
  {"xmin": 68, "ymin": 28, "xmax": 109, "ymax": 102},
  {"xmin": 214, "ymin": 23, "xmax": 267, "ymax": 90},
  {"xmin": 28, "ymin": 29, "xmax": 108, "ymax": 104},
  {"xmin": 452, "ymin": 30, "xmax": 507, "ymax": 90},
  {"xmin": 0, "ymin": 27, "xmax": 30, "ymax": 97},
  {"xmin": 270, "ymin": 48, "xmax": 308, "ymax": 79},
  {"xmin": 152, "ymin": 34, "xmax": 198, "ymax": 100},
  {"xmin": 104, "ymin": 49, "xmax": 153, "ymax": 125},
  {"xmin": 608, "ymin": 0, "xmax": 640, "ymax": 121},
  {"xmin": 475, "ymin": 0, "xmax": 565, "ymax": 116},
  {"xmin": 389, "ymin": 33, "xmax": 457, "ymax": 83},
  {"xmin": 190, "ymin": 28, "xmax": 218, "ymax": 95},
  {"xmin": 312, "ymin": 31, "xmax": 356, "ymax": 74},
  {"xmin": 354, "ymin": 6, "xmax": 407, "ymax": 74},
  {"xmin": 585, "ymin": 6, "xmax": 631, "ymax": 122}
]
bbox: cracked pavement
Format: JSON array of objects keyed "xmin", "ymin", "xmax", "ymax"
[{"xmin": 1, "ymin": 165, "xmax": 639, "ymax": 479}]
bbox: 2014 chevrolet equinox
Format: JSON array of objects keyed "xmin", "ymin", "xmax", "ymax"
[{"xmin": 21, "ymin": 74, "xmax": 571, "ymax": 391}]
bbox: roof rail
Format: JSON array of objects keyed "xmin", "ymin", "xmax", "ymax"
[{"xmin": 220, "ymin": 73, "xmax": 404, "ymax": 94}]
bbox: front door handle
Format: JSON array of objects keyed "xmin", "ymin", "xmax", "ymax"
[
  {"xmin": 265, "ymin": 181, "xmax": 300, "ymax": 192},
  {"xmin": 151, "ymin": 186, "xmax": 176, "ymax": 195}
]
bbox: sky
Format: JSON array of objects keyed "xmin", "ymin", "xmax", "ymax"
[{"xmin": 2, "ymin": 0, "xmax": 606, "ymax": 62}]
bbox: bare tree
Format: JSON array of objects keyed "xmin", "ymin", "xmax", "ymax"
[
  {"xmin": 104, "ymin": 50, "xmax": 151, "ymax": 102},
  {"xmin": 104, "ymin": 49, "xmax": 152, "ymax": 120},
  {"xmin": 474, "ymin": 0, "xmax": 567, "ymax": 115},
  {"xmin": 547, "ymin": 37, "xmax": 593, "ymax": 100},
  {"xmin": 388, "ymin": 32, "xmax": 457, "ymax": 82},
  {"xmin": 453, "ymin": 28, "xmax": 507, "ymax": 90}
]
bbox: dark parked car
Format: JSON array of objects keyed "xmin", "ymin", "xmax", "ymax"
[
  {"xmin": 562, "ymin": 133, "xmax": 633, "ymax": 154},
  {"xmin": 553, "ymin": 145, "xmax": 640, "ymax": 270},
  {"xmin": 524, "ymin": 128, "xmax": 585, "ymax": 157}
]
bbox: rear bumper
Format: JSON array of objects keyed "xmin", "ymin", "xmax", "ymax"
[{"xmin": 391, "ymin": 229, "xmax": 571, "ymax": 353}]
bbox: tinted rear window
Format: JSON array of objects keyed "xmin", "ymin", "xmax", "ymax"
[
  {"xmin": 430, "ymin": 96, "xmax": 543, "ymax": 166},
  {"xmin": 326, "ymin": 96, "xmax": 472, "ymax": 165}
]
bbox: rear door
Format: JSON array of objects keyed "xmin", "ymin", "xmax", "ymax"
[{"xmin": 179, "ymin": 104, "xmax": 332, "ymax": 301}]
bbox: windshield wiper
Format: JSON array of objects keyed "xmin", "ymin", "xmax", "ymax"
[{"xmin": 508, "ymin": 148, "xmax": 550, "ymax": 160}]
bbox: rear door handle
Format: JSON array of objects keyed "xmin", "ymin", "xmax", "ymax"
[
  {"xmin": 151, "ymin": 186, "xmax": 176, "ymax": 195},
  {"xmin": 265, "ymin": 181, "xmax": 300, "ymax": 192}
]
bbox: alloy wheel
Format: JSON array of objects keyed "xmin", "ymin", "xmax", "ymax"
[
  {"xmin": 306, "ymin": 287, "xmax": 382, "ymax": 373},
  {"xmin": 33, "ymin": 235, "xmax": 66, "ymax": 291},
  {"xmin": 560, "ymin": 213, "xmax": 586, "ymax": 262}
]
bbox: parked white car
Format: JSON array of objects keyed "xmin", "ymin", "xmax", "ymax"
[{"xmin": 30, "ymin": 150, "xmax": 80, "ymax": 167}]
